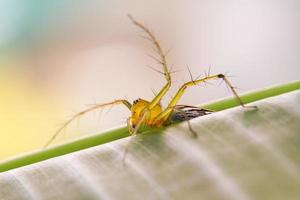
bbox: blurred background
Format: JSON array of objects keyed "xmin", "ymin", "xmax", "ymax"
[{"xmin": 0, "ymin": 0, "xmax": 299, "ymax": 161}]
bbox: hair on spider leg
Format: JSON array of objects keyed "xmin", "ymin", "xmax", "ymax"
[
  {"xmin": 128, "ymin": 15, "xmax": 169, "ymax": 75},
  {"xmin": 146, "ymin": 65, "xmax": 165, "ymax": 75},
  {"xmin": 149, "ymin": 46, "xmax": 172, "ymax": 67},
  {"xmin": 217, "ymin": 78, "xmax": 225, "ymax": 87},
  {"xmin": 221, "ymin": 78, "xmax": 240, "ymax": 93},
  {"xmin": 146, "ymin": 64, "xmax": 179, "ymax": 79},
  {"xmin": 232, "ymin": 84, "xmax": 242, "ymax": 91},
  {"xmin": 168, "ymin": 65, "xmax": 180, "ymax": 75},
  {"xmin": 208, "ymin": 65, "xmax": 212, "ymax": 76},
  {"xmin": 164, "ymin": 47, "xmax": 173, "ymax": 57},
  {"xmin": 137, "ymin": 34, "xmax": 153, "ymax": 42},
  {"xmin": 89, "ymin": 102, "xmax": 107, "ymax": 126},
  {"xmin": 222, "ymin": 78, "xmax": 234, "ymax": 93},
  {"xmin": 86, "ymin": 103, "xmax": 110, "ymax": 120},
  {"xmin": 212, "ymin": 71, "xmax": 238, "ymax": 88},
  {"xmin": 200, "ymin": 69, "xmax": 216, "ymax": 87},
  {"xmin": 105, "ymin": 100, "xmax": 121, "ymax": 116},
  {"xmin": 150, "ymin": 88, "xmax": 158, "ymax": 97},
  {"xmin": 186, "ymin": 65, "xmax": 195, "ymax": 83},
  {"xmin": 150, "ymin": 46, "xmax": 163, "ymax": 59},
  {"xmin": 203, "ymin": 65, "xmax": 210, "ymax": 79},
  {"xmin": 186, "ymin": 65, "xmax": 205, "ymax": 87},
  {"xmin": 147, "ymin": 54, "xmax": 164, "ymax": 65},
  {"xmin": 151, "ymin": 44, "xmax": 165, "ymax": 57},
  {"xmin": 202, "ymin": 78, "xmax": 215, "ymax": 86},
  {"xmin": 224, "ymin": 71, "xmax": 237, "ymax": 79},
  {"xmin": 193, "ymin": 72, "xmax": 203, "ymax": 81}
]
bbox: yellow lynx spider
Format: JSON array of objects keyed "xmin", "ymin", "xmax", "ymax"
[{"xmin": 45, "ymin": 15, "xmax": 255, "ymax": 147}]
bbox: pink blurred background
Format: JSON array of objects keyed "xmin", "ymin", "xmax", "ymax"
[{"xmin": 0, "ymin": 0, "xmax": 299, "ymax": 160}]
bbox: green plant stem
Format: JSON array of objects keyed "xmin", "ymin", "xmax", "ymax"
[{"xmin": 0, "ymin": 80, "xmax": 299, "ymax": 172}]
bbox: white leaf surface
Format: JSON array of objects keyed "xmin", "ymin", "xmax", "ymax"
[{"xmin": 1, "ymin": 91, "xmax": 300, "ymax": 200}]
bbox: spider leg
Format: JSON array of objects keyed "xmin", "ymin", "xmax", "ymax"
[
  {"xmin": 128, "ymin": 15, "xmax": 171, "ymax": 109},
  {"xmin": 126, "ymin": 117, "xmax": 134, "ymax": 134},
  {"xmin": 44, "ymin": 99, "xmax": 132, "ymax": 148},
  {"xmin": 154, "ymin": 73, "xmax": 256, "ymax": 123},
  {"xmin": 122, "ymin": 109, "xmax": 150, "ymax": 164},
  {"xmin": 172, "ymin": 106, "xmax": 198, "ymax": 138}
]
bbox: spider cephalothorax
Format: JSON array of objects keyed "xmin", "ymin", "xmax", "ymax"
[{"xmin": 130, "ymin": 98, "xmax": 163, "ymax": 127}]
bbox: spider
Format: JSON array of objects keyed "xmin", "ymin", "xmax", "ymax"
[{"xmin": 44, "ymin": 15, "xmax": 255, "ymax": 147}]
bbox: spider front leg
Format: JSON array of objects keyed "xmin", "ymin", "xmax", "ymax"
[
  {"xmin": 123, "ymin": 109, "xmax": 150, "ymax": 163},
  {"xmin": 45, "ymin": 99, "xmax": 132, "ymax": 148},
  {"xmin": 154, "ymin": 73, "xmax": 256, "ymax": 123},
  {"xmin": 127, "ymin": 108, "xmax": 151, "ymax": 135},
  {"xmin": 128, "ymin": 15, "xmax": 172, "ymax": 110}
]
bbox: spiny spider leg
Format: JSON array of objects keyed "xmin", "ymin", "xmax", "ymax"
[
  {"xmin": 154, "ymin": 74, "xmax": 257, "ymax": 123},
  {"xmin": 123, "ymin": 109, "xmax": 150, "ymax": 164},
  {"xmin": 45, "ymin": 99, "xmax": 132, "ymax": 147},
  {"xmin": 128, "ymin": 15, "xmax": 172, "ymax": 110}
]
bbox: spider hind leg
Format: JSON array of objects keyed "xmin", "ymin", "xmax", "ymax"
[{"xmin": 154, "ymin": 73, "xmax": 256, "ymax": 125}]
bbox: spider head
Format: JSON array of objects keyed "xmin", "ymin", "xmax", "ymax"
[{"xmin": 130, "ymin": 98, "xmax": 162, "ymax": 127}]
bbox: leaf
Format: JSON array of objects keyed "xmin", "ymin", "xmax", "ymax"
[{"xmin": 0, "ymin": 81, "xmax": 300, "ymax": 200}]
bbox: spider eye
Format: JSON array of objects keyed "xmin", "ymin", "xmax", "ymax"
[{"xmin": 133, "ymin": 99, "xmax": 139, "ymax": 104}]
